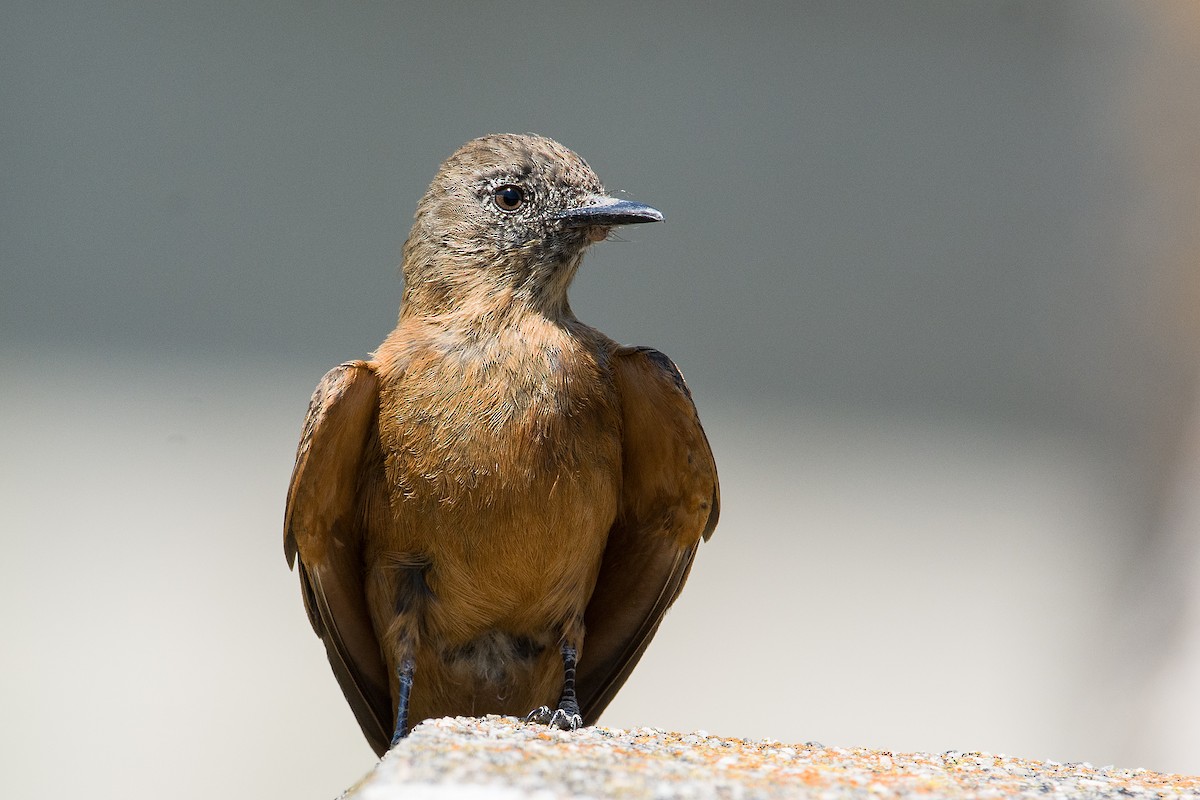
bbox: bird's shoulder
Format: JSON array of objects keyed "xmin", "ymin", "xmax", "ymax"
[
  {"xmin": 607, "ymin": 344, "xmax": 691, "ymax": 396},
  {"xmin": 606, "ymin": 342, "xmax": 719, "ymax": 542},
  {"xmin": 284, "ymin": 359, "xmax": 380, "ymax": 567}
]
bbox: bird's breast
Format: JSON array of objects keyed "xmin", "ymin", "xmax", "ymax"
[
  {"xmin": 372, "ymin": 333, "xmax": 622, "ymax": 637},
  {"xmin": 380, "ymin": 341, "xmax": 619, "ymax": 499}
]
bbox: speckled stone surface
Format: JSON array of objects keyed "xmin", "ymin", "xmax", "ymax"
[{"xmin": 344, "ymin": 716, "xmax": 1200, "ymax": 800}]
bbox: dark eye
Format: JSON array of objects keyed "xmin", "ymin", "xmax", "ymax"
[{"xmin": 493, "ymin": 184, "xmax": 525, "ymax": 212}]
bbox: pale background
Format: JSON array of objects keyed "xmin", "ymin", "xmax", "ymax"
[{"xmin": 3, "ymin": 3, "xmax": 1199, "ymax": 798}]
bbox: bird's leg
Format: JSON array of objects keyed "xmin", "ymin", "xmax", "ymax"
[
  {"xmin": 384, "ymin": 554, "xmax": 431, "ymax": 745},
  {"xmin": 525, "ymin": 637, "xmax": 584, "ymax": 731},
  {"xmin": 390, "ymin": 656, "xmax": 416, "ymax": 746},
  {"xmin": 555, "ymin": 643, "xmax": 584, "ymax": 727},
  {"xmin": 385, "ymin": 619, "xmax": 420, "ymax": 744}
]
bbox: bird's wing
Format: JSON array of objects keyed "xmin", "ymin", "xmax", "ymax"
[
  {"xmin": 284, "ymin": 361, "xmax": 393, "ymax": 757},
  {"xmin": 577, "ymin": 346, "xmax": 720, "ymax": 723}
]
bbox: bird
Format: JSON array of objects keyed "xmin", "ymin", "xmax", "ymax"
[{"xmin": 284, "ymin": 133, "xmax": 719, "ymax": 757}]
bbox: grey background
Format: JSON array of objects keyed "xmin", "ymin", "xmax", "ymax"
[{"xmin": 3, "ymin": 3, "xmax": 1199, "ymax": 798}]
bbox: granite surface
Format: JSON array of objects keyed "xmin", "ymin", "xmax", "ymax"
[{"xmin": 343, "ymin": 716, "xmax": 1200, "ymax": 799}]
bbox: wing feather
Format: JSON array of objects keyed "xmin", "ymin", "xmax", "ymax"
[
  {"xmin": 577, "ymin": 347, "xmax": 719, "ymax": 722},
  {"xmin": 284, "ymin": 361, "xmax": 393, "ymax": 756}
]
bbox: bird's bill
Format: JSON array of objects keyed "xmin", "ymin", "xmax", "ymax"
[{"xmin": 552, "ymin": 197, "xmax": 664, "ymax": 227}]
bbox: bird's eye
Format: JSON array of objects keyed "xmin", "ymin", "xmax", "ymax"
[{"xmin": 493, "ymin": 184, "xmax": 525, "ymax": 212}]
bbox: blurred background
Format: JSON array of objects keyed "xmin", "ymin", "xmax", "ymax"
[{"xmin": 3, "ymin": 2, "xmax": 1199, "ymax": 797}]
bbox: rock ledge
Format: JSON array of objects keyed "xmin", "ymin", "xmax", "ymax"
[{"xmin": 345, "ymin": 716, "xmax": 1199, "ymax": 799}]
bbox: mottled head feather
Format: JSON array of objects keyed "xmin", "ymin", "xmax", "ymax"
[{"xmin": 400, "ymin": 134, "xmax": 610, "ymax": 320}]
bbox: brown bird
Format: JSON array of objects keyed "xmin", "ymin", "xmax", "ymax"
[{"xmin": 284, "ymin": 133, "xmax": 719, "ymax": 756}]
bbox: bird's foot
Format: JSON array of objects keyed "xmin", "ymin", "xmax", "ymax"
[
  {"xmin": 524, "ymin": 642, "xmax": 584, "ymax": 730},
  {"xmin": 525, "ymin": 703, "xmax": 583, "ymax": 731}
]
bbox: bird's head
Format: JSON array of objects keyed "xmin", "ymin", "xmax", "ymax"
[{"xmin": 400, "ymin": 133, "xmax": 662, "ymax": 320}]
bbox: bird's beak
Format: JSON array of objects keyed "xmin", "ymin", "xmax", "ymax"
[{"xmin": 552, "ymin": 196, "xmax": 664, "ymax": 227}]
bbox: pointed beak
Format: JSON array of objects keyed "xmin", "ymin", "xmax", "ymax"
[{"xmin": 551, "ymin": 196, "xmax": 664, "ymax": 228}]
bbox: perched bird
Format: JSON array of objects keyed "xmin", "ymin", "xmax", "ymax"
[{"xmin": 284, "ymin": 133, "xmax": 719, "ymax": 756}]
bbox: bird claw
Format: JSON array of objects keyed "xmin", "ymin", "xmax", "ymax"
[
  {"xmin": 525, "ymin": 705, "xmax": 553, "ymax": 724},
  {"xmin": 524, "ymin": 705, "xmax": 583, "ymax": 731},
  {"xmin": 549, "ymin": 708, "xmax": 583, "ymax": 731}
]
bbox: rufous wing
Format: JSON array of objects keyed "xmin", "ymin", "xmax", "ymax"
[
  {"xmin": 577, "ymin": 346, "xmax": 720, "ymax": 723},
  {"xmin": 284, "ymin": 361, "xmax": 393, "ymax": 757}
]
